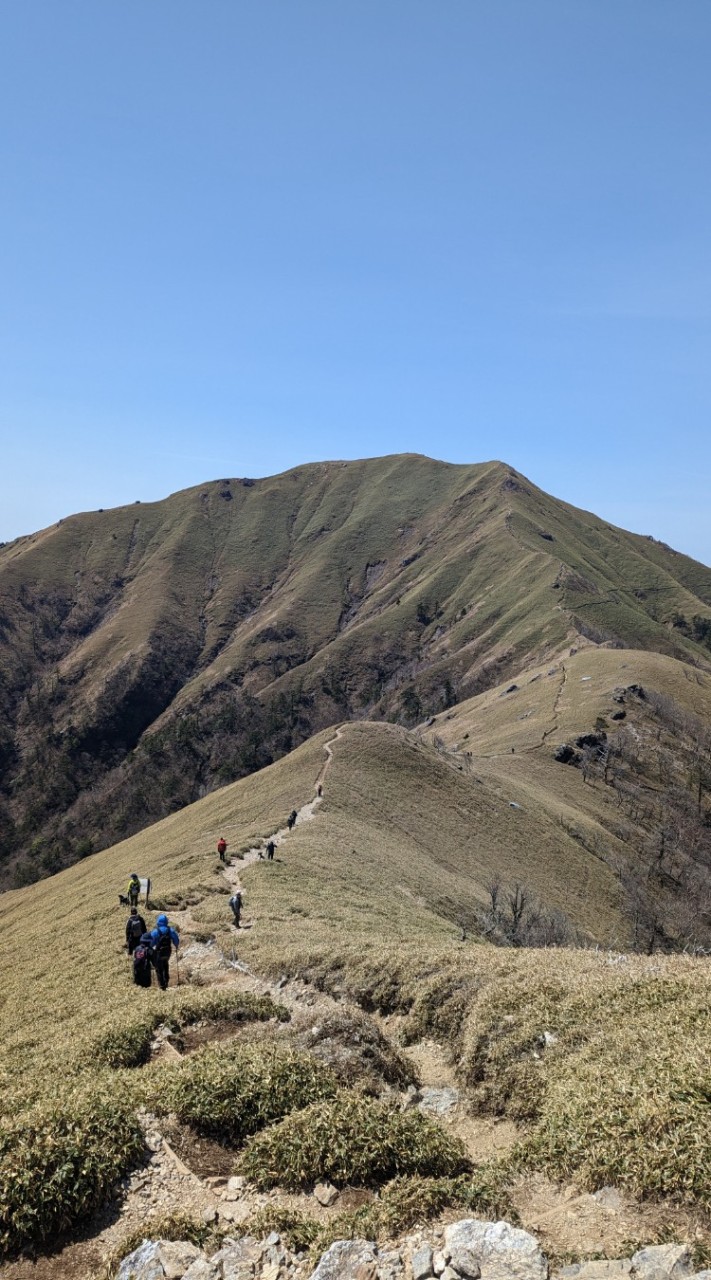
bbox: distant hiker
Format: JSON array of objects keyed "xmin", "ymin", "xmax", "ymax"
[
  {"xmin": 149, "ymin": 913, "xmax": 180, "ymax": 991},
  {"xmin": 317, "ymin": 783, "xmax": 323, "ymax": 797},
  {"xmin": 127, "ymin": 873, "xmax": 141, "ymax": 907},
  {"xmin": 132, "ymin": 933, "xmax": 153, "ymax": 988},
  {"xmin": 287, "ymin": 809, "xmax": 297, "ymax": 831},
  {"xmin": 217, "ymin": 837, "xmax": 227, "ymax": 862},
  {"xmin": 125, "ymin": 906, "xmax": 147, "ymax": 954},
  {"xmin": 266, "ymin": 840, "xmax": 275, "ymax": 861},
  {"xmin": 229, "ymin": 890, "xmax": 242, "ymax": 927}
]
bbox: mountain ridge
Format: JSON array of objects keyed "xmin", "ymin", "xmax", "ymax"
[{"xmin": 1, "ymin": 453, "xmax": 710, "ymax": 886}]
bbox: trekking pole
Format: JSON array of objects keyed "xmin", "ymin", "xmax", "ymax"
[{"xmin": 175, "ymin": 948, "xmax": 180, "ymax": 986}]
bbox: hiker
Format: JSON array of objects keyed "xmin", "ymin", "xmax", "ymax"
[
  {"xmin": 125, "ymin": 906, "xmax": 147, "ymax": 954},
  {"xmin": 149, "ymin": 913, "xmax": 180, "ymax": 991},
  {"xmin": 266, "ymin": 839, "xmax": 275, "ymax": 860},
  {"xmin": 132, "ymin": 933, "xmax": 153, "ymax": 988},
  {"xmin": 217, "ymin": 836, "xmax": 227, "ymax": 862},
  {"xmin": 229, "ymin": 890, "xmax": 242, "ymax": 927},
  {"xmin": 287, "ymin": 809, "xmax": 297, "ymax": 831},
  {"xmin": 127, "ymin": 873, "xmax": 141, "ymax": 907},
  {"xmin": 317, "ymin": 783, "xmax": 323, "ymax": 797}
]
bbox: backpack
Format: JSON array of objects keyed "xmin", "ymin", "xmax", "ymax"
[
  {"xmin": 127, "ymin": 916, "xmax": 144, "ymax": 941},
  {"xmin": 154, "ymin": 927, "xmax": 172, "ymax": 958},
  {"xmin": 230, "ymin": 894, "xmax": 241, "ymax": 910},
  {"xmin": 133, "ymin": 942, "xmax": 152, "ymax": 987}
]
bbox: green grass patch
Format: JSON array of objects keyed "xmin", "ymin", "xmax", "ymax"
[
  {"xmin": 87, "ymin": 989, "xmax": 288, "ymax": 1070},
  {"xmin": 156, "ymin": 1042, "xmax": 338, "ymax": 1144},
  {"xmin": 238, "ymin": 1092, "xmax": 471, "ymax": 1189},
  {"xmin": 0, "ymin": 1084, "xmax": 143, "ymax": 1258}
]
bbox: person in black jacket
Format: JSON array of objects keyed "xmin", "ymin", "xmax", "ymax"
[{"xmin": 125, "ymin": 906, "xmax": 147, "ymax": 954}]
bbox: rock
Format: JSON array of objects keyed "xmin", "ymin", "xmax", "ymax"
[
  {"xmin": 227, "ymin": 1175, "xmax": 247, "ymax": 1192},
  {"xmin": 216, "ymin": 1237, "xmax": 261, "ymax": 1280},
  {"xmin": 444, "ymin": 1219, "xmax": 547, "ymax": 1280},
  {"xmin": 182, "ymin": 1260, "xmax": 221, "ymax": 1280},
  {"xmin": 202, "ymin": 1206, "xmax": 218, "ymax": 1224},
  {"xmin": 413, "ymin": 1245, "xmax": 434, "ymax": 1280},
  {"xmin": 418, "ymin": 1086, "xmax": 460, "ymax": 1115},
  {"xmin": 401, "ymin": 1084, "xmax": 421, "ymax": 1111},
  {"xmin": 158, "ymin": 1241, "xmax": 202, "ymax": 1279},
  {"xmin": 442, "ymin": 1270, "xmax": 463, "ymax": 1280},
  {"xmin": 542, "ymin": 1031, "xmax": 558, "ymax": 1048},
  {"xmin": 314, "ymin": 1181, "xmax": 340, "ymax": 1207},
  {"xmin": 689, "ymin": 1273, "xmax": 711, "ymax": 1280},
  {"xmin": 592, "ymin": 1187, "xmax": 624, "ymax": 1211},
  {"xmin": 556, "ymin": 1264, "xmax": 632, "ymax": 1280},
  {"xmin": 265, "ymin": 1232, "xmax": 282, "ymax": 1248},
  {"xmin": 262, "ymin": 1265, "xmax": 282, "ymax": 1280},
  {"xmin": 116, "ymin": 1241, "xmax": 165, "ymax": 1280},
  {"xmin": 433, "ymin": 1252, "xmax": 448, "ymax": 1276},
  {"xmin": 379, "ymin": 1249, "xmax": 404, "ymax": 1280},
  {"xmin": 631, "ymin": 1246, "xmax": 693, "ymax": 1280},
  {"xmin": 308, "ymin": 1239, "xmax": 379, "ymax": 1280}
]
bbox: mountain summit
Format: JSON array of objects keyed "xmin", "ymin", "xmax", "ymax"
[{"xmin": 1, "ymin": 454, "xmax": 710, "ymax": 884}]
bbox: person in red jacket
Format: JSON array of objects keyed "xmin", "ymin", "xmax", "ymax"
[{"xmin": 217, "ymin": 837, "xmax": 227, "ymax": 862}]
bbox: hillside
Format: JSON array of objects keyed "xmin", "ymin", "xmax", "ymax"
[
  {"xmin": 2, "ymin": 453, "xmax": 711, "ymax": 887},
  {"xmin": 1, "ymin": 717, "xmax": 709, "ymax": 1276}
]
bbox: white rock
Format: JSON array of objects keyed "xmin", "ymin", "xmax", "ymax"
[
  {"xmin": 158, "ymin": 1240, "xmax": 202, "ymax": 1279},
  {"xmin": 308, "ymin": 1239, "xmax": 379, "ymax": 1280},
  {"xmin": 116, "ymin": 1240, "xmax": 165, "ymax": 1280},
  {"xmin": 227, "ymin": 1175, "xmax": 247, "ymax": 1192},
  {"xmin": 433, "ymin": 1252, "xmax": 448, "ymax": 1276},
  {"xmin": 442, "ymin": 1269, "xmax": 463, "ymax": 1280},
  {"xmin": 444, "ymin": 1219, "xmax": 547, "ymax": 1280},
  {"xmin": 555, "ymin": 1264, "xmax": 632, "ymax": 1280},
  {"xmin": 417, "ymin": 1087, "xmax": 460, "ymax": 1115},
  {"xmin": 314, "ymin": 1181, "xmax": 340, "ymax": 1207},
  {"xmin": 183, "ymin": 1260, "xmax": 221, "ymax": 1280},
  {"xmin": 632, "ymin": 1247, "xmax": 693, "ymax": 1280},
  {"xmin": 412, "ymin": 1245, "xmax": 434, "ymax": 1280}
]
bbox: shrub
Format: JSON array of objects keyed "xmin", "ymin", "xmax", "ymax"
[
  {"xmin": 88, "ymin": 990, "xmax": 288, "ymax": 1070},
  {"xmin": 238, "ymin": 1092, "xmax": 471, "ymax": 1189},
  {"xmin": 157, "ymin": 1043, "xmax": 338, "ymax": 1144},
  {"xmin": 241, "ymin": 1166, "xmax": 514, "ymax": 1257},
  {"xmin": 0, "ymin": 1086, "xmax": 143, "ymax": 1257}
]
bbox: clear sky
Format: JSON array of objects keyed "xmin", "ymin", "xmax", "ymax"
[{"xmin": 1, "ymin": 2, "xmax": 710, "ymax": 563}]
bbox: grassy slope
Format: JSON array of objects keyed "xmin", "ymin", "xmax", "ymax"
[
  {"xmin": 2, "ymin": 454, "xmax": 711, "ymax": 883},
  {"xmin": 1, "ymin": 710, "xmax": 709, "ymax": 1235}
]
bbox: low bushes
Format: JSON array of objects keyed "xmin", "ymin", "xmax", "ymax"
[
  {"xmin": 157, "ymin": 1043, "xmax": 338, "ymax": 1144},
  {"xmin": 88, "ymin": 989, "xmax": 288, "ymax": 1070},
  {"xmin": 238, "ymin": 1092, "xmax": 471, "ymax": 1189},
  {"xmin": 0, "ymin": 1085, "xmax": 143, "ymax": 1257},
  {"xmin": 243, "ymin": 1166, "xmax": 512, "ymax": 1254}
]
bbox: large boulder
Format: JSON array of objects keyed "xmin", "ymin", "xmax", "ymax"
[{"xmin": 444, "ymin": 1220, "xmax": 548, "ymax": 1280}]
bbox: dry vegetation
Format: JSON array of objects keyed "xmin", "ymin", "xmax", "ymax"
[
  {"xmin": 2, "ymin": 636, "xmax": 711, "ymax": 1263},
  {"xmin": 2, "ymin": 454, "xmax": 711, "ymax": 886}
]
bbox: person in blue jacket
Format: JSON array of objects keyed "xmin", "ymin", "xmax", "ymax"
[{"xmin": 149, "ymin": 913, "xmax": 180, "ymax": 990}]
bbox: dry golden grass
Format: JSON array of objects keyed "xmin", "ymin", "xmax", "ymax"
[{"xmin": 1, "ymin": 692, "xmax": 711, "ymax": 1255}]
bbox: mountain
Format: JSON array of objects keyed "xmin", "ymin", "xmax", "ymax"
[{"xmin": 1, "ymin": 453, "xmax": 711, "ymax": 886}]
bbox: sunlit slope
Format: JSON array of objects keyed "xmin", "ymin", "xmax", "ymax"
[
  {"xmin": 0, "ymin": 717, "xmax": 632, "ymax": 1097},
  {"xmin": 424, "ymin": 647, "xmax": 711, "ymax": 757},
  {"xmin": 2, "ymin": 452, "xmax": 711, "ymax": 883}
]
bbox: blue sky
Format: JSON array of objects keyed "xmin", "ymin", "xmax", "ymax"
[{"xmin": 1, "ymin": 1, "xmax": 710, "ymax": 563}]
